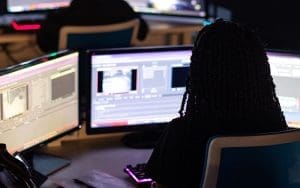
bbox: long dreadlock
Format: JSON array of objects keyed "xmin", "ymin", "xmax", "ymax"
[{"xmin": 178, "ymin": 20, "xmax": 286, "ymax": 126}]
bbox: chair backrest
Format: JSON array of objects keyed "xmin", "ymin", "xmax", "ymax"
[
  {"xmin": 58, "ymin": 19, "xmax": 140, "ymax": 50},
  {"xmin": 201, "ymin": 129, "xmax": 300, "ymax": 188}
]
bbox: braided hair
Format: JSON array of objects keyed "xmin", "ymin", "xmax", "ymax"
[{"xmin": 179, "ymin": 20, "xmax": 286, "ymax": 126}]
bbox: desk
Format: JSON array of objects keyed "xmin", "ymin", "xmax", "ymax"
[
  {"xmin": 0, "ymin": 21, "xmax": 201, "ymax": 47},
  {"xmin": 0, "ymin": 21, "xmax": 202, "ymax": 68},
  {"xmin": 41, "ymin": 134, "xmax": 153, "ymax": 187},
  {"xmin": 0, "ymin": 32, "xmax": 43, "ymax": 68},
  {"xmin": 0, "ymin": 33, "xmax": 35, "ymax": 44}
]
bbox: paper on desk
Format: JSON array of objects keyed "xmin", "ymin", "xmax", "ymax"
[{"xmin": 76, "ymin": 169, "xmax": 132, "ymax": 188}]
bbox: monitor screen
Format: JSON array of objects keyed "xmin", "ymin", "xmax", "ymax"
[
  {"xmin": 86, "ymin": 46, "xmax": 192, "ymax": 134},
  {"xmin": 0, "ymin": 50, "xmax": 79, "ymax": 154},
  {"xmin": 125, "ymin": 0, "xmax": 207, "ymax": 18},
  {"xmin": 6, "ymin": 0, "xmax": 71, "ymax": 13},
  {"xmin": 267, "ymin": 50, "xmax": 300, "ymax": 128},
  {"xmin": 86, "ymin": 47, "xmax": 300, "ymax": 135}
]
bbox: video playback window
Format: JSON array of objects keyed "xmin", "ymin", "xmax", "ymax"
[
  {"xmin": 2, "ymin": 85, "xmax": 28, "ymax": 120},
  {"xmin": 97, "ymin": 69, "xmax": 137, "ymax": 94},
  {"xmin": 51, "ymin": 71, "xmax": 76, "ymax": 100}
]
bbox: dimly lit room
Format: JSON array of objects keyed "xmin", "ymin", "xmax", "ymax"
[{"xmin": 0, "ymin": 0, "xmax": 299, "ymax": 187}]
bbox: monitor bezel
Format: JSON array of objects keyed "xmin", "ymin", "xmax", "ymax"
[
  {"xmin": 85, "ymin": 45, "xmax": 193, "ymax": 135},
  {"xmin": 266, "ymin": 48, "xmax": 300, "ymax": 57},
  {"xmin": 0, "ymin": 50, "xmax": 81, "ymax": 155}
]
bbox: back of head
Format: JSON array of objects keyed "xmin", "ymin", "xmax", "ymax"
[
  {"xmin": 69, "ymin": 0, "xmax": 100, "ymax": 10},
  {"xmin": 181, "ymin": 20, "xmax": 286, "ymax": 128}
]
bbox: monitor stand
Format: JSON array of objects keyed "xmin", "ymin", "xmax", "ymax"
[
  {"xmin": 121, "ymin": 129, "xmax": 163, "ymax": 149},
  {"xmin": 15, "ymin": 151, "xmax": 70, "ymax": 186}
]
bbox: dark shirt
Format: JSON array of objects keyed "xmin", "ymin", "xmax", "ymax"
[
  {"xmin": 36, "ymin": 0, "xmax": 148, "ymax": 53},
  {"xmin": 146, "ymin": 114, "xmax": 288, "ymax": 188}
]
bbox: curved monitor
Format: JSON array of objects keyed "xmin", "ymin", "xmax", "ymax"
[
  {"xmin": 86, "ymin": 46, "xmax": 192, "ymax": 135},
  {"xmin": 0, "ymin": 50, "xmax": 80, "ymax": 154},
  {"xmin": 125, "ymin": 0, "xmax": 207, "ymax": 22}
]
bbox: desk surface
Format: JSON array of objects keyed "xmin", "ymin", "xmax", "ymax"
[
  {"xmin": 0, "ymin": 21, "xmax": 201, "ymax": 68},
  {"xmin": 0, "ymin": 21, "xmax": 202, "ymax": 46},
  {"xmin": 41, "ymin": 134, "xmax": 152, "ymax": 187}
]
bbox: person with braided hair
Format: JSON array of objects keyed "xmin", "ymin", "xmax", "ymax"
[{"xmin": 145, "ymin": 19, "xmax": 288, "ymax": 188}]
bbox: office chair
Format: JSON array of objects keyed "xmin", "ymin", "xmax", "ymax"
[
  {"xmin": 201, "ymin": 129, "xmax": 300, "ymax": 188},
  {"xmin": 58, "ymin": 19, "xmax": 140, "ymax": 50}
]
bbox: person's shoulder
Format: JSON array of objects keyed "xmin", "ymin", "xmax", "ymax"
[
  {"xmin": 120, "ymin": 0, "xmax": 135, "ymax": 10},
  {"xmin": 169, "ymin": 116, "xmax": 186, "ymax": 125},
  {"xmin": 167, "ymin": 117, "xmax": 190, "ymax": 132},
  {"xmin": 45, "ymin": 8, "xmax": 69, "ymax": 21},
  {"xmin": 119, "ymin": 0, "xmax": 132, "ymax": 5}
]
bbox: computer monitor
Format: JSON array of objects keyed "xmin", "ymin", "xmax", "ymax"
[
  {"xmin": 86, "ymin": 47, "xmax": 300, "ymax": 143},
  {"xmin": 0, "ymin": 0, "xmax": 71, "ymax": 31},
  {"xmin": 0, "ymin": 50, "xmax": 79, "ymax": 175},
  {"xmin": 6, "ymin": 0, "xmax": 71, "ymax": 13},
  {"xmin": 125, "ymin": 0, "xmax": 207, "ymax": 23},
  {"xmin": 267, "ymin": 50, "xmax": 300, "ymax": 128},
  {"xmin": 86, "ymin": 46, "xmax": 192, "ymax": 147}
]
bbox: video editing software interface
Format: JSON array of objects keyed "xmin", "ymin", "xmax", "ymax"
[
  {"xmin": 0, "ymin": 51, "xmax": 79, "ymax": 154},
  {"xmin": 7, "ymin": 0, "xmax": 71, "ymax": 13},
  {"xmin": 125, "ymin": 0, "xmax": 206, "ymax": 17},
  {"xmin": 267, "ymin": 51, "xmax": 300, "ymax": 128},
  {"xmin": 89, "ymin": 48, "xmax": 300, "ymax": 131},
  {"xmin": 89, "ymin": 47, "xmax": 191, "ymax": 132}
]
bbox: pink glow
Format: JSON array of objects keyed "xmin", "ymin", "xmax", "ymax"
[
  {"xmin": 11, "ymin": 21, "xmax": 41, "ymax": 31},
  {"xmin": 124, "ymin": 167, "xmax": 153, "ymax": 183}
]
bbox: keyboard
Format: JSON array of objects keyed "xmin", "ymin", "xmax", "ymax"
[{"xmin": 124, "ymin": 163, "xmax": 154, "ymax": 185}]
